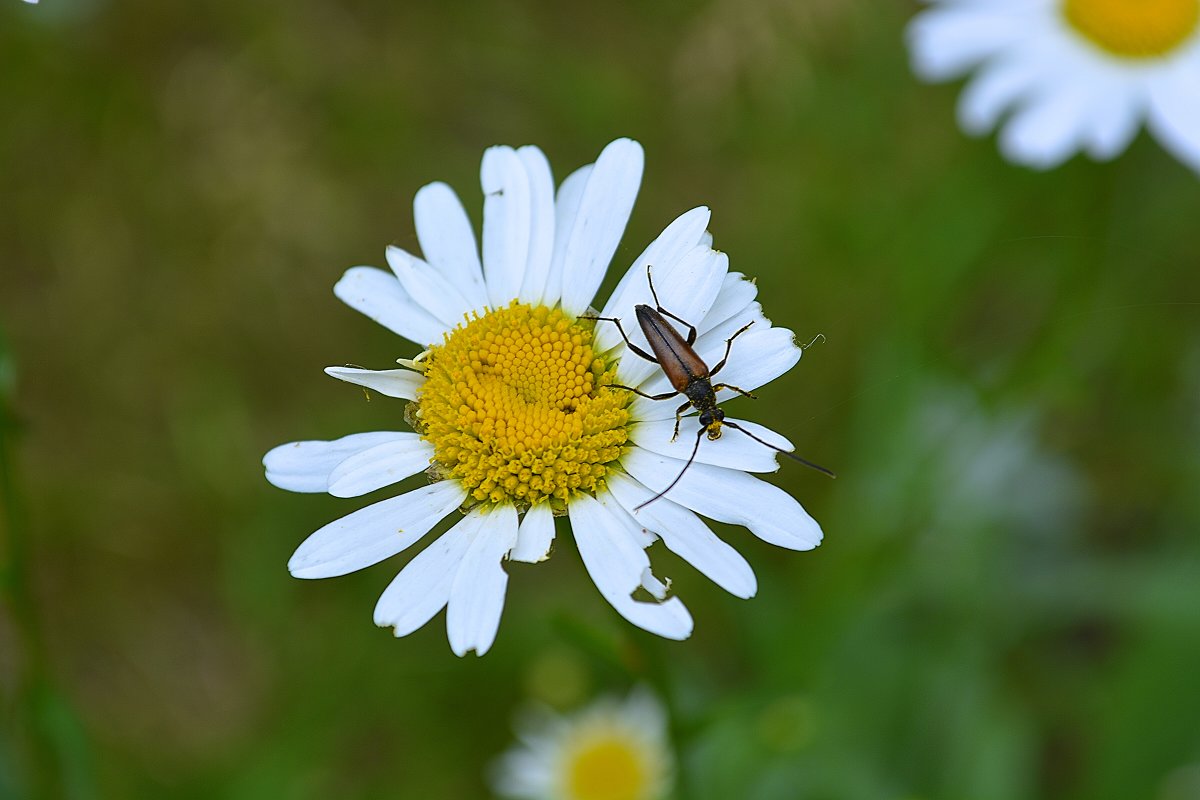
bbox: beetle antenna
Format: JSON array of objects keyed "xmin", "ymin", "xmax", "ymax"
[
  {"xmin": 634, "ymin": 426, "xmax": 706, "ymax": 511},
  {"xmin": 722, "ymin": 420, "xmax": 836, "ymax": 478}
]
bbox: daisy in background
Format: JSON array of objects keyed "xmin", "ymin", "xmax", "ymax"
[
  {"xmin": 907, "ymin": 0, "xmax": 1200, "ymax": 173},
  {"xmin": 492, "ymin": 688, "xmax": 673, "ymax": 800},
  {"xmin": 264, "ymin": 138, "xmax": 822, "ymax": 656}
]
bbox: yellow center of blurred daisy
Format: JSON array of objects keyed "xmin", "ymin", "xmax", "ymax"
[
  {"xmin": 415, "ymin": 303, "xmax": 630, "ymax": 509},
  {"xmin": 566, "ymin": 736, "xmax": 651, "ymax": 800},
  {"xmin": 1063, "ymin": 0, "xmax": 1199, "ymax": 58}
]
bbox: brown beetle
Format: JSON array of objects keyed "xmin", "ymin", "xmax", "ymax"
[{"xmin": 586, "ymin": 267, "xmax": 833, "ymax": 510}]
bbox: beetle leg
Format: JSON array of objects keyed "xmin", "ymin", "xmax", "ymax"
[
  {"xmin": 645, "ymin": 265, "xmax": 698, "ymax": 344},
  {"xmin": 708, "ymin": 321, "xmax": 755, "ymax": 376},
  {"xmin": 655, "ymin": 307, "xmax": 698, "ymax": 346},
  {"xmin": 604, "ymin": 383, "xmax": 678, "ymax": 402},
  {"xmin": 580, "ymin": 315, "xmax": 659, "ymax": 364},
  {"xmin": 671, "ymin": 399, "xmax": 692, "ymax": 442},
  {"xmin": 712, "ymin": 383, "xmax": 757, "ymax": 400}
]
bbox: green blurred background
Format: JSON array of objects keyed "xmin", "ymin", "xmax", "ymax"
[{"xmin": 3, "ymin": 1, "xmax": 1199, "ymax": 798}]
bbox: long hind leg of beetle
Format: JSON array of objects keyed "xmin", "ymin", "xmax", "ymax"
[
  {"xmin": 605, "ymin": 383, "xmax": 678, "ymax": 402},
  {"xmin": 708, "ymin": 321, "xmax": 756, "ymax": 377},
  {"xmin": 645, "ymin": 265, "xmax": 698, "ymax": 344},
  {"xmin": 580, "ymin": 314, "xmax": 658, "ymax": 363}
]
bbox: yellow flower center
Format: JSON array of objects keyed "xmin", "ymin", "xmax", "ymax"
[
  {"xmin": 566, "ymin": 736, "xmax": 652, "ymax": 800},
  {"xmin": 414, "ymin": 303, "xmax": 630, "ymax": 510},
  {"xmin": 1063, "ymin": 0, "xmax": 1199, "ymax": 58}
]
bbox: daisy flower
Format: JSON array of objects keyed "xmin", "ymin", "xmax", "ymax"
[
  {"xmin": 263, "ymin": 138, "xmax": 822, "ymax": 656},
  {"xmin": 492, "ymin": 689, "xmax": 673, "ymax": 800},
  {"xmin": 907, "ymin": 0, "xmax": 1200, "ymax": 172}
]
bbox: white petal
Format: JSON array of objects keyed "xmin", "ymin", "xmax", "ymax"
[
  {"xmin": 373, "ymin": 510, "xmax": 479, "ymax": 636},
  {"xmin": 447, "ymin": 506, "xmax": 519, "ymax": 656},
  {"xmin": 413, "ymin": 181, "xmax": 488, "ymax": 312},
  {"xmin": 516, "ymin": 145, "xmax": 557, "ymax": 305},
  {"xmin": 696, "ymin": 272, "xmax": 759, "ymax": 337},
  {"xmin": 608, "ymin": 473, "xmax": 757, "ymax": 599},
  {"xmin": 957, "ymin": 56, "xmax": 1041, "ymax": 135},
  {"xmin": 613, "ymin": 246, "xmax": 729, "ymax": 391},
  {"xmin": 708, "ymin": 326, "xmax": 802, "ymax": 400},
  {"xmin": 481, "ymin": 145, "xmax": 531, "ymax": 308},
  {"xmin": 385, "ymin": 246, "xmax": 473, "ymax": 328},
  {"xmin": 1082, "ymin": 84, "xmax": 1141, "ymax": 161},
  {"xmin": 264, "ymin": 432, "xmax": 409, "ymax": 493},
  {"xmin": 630, "ymin": 325, "xmax": 800, "ymax": 420},
  {"xmin": 688, "ymin": 302, "xmax": 769, "ymax": 365},
  {"xmin": 510, "ymin": 502, "xmax": 556, "ymax": 563},
  {"xmin": 622, "ymin": 446, "xmax": 823, "ymax": 551},
  {"xmin": 907, "ymin": 6, "xmax": 1027, "ymax": 82},
  {"xmin": 640, "ymin": 568, "xmax": 669, "ymax": 600},
  {"xmin": 998, "ymin": 81, "xmax": 1095, "ymax": 169},
  {"xmin": 629, "ymin": 417, "xmax": 792, "ymax": 473},
  {"xmin": 558, "ymin": 139, "xmax": 645, "ymax": 317},
  {"xmin": 1147, "ymin": 59, "xmax": 1200, "ymax": 174},
  {"xmin": 287, "ymin": 480, "xmax": 467, "ymax": 578},
  {"xmin": 545, "ymin": 164, "xmax": 593, "ymax": 307},
  {"xmin": 596, "ymin": 206, "xmax": 712, "ymax": 352},
  {"xmin": 323, "ymin": 366, "xmax": 424, "ymax": 399},
  {"xmin": 327, "ymin": 435, "xmax": 434, "ymax": 498},
  {"xmin": 568, "ymin": 493, "xmax": 693, "ymax": 639},
  {"xmin": 334, "ymin": 266, "xmax": 447, "ymax": 348}
]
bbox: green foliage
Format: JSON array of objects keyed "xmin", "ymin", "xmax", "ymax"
[{"xmin": 1, "ymin": 0, "xmax": 1198, "ymax": 797}]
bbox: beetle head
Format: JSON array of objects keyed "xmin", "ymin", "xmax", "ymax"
[{"xmin": 700, "ymin": 408, "xmax": 725, "ymax": 440}]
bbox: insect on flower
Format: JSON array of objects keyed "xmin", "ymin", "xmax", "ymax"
[
  {"xmin": 265, "ymin": 138, "xmax": 829, "ymax": 655},
  {"xmin": 585, "ymin": 267, "xmax": 834, "ymax": 510}
]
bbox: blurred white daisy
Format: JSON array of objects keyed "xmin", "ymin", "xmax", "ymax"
[
  {"xmin": 908, "ymin": 0, "xmax": 1200, "ymax": 172},
  {"xmin": 264, "ymin": 138, "xmax": 822, "ymax": 656},
  {"xmin": 492, "ymin": 689, "xmax": 673, "ymax": 800}
]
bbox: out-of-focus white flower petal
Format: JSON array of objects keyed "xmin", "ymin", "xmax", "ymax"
[
  {"xmin": 998, "ymin": 81, "xmax": 1098, "ymax": 169},
  {"xmin": 908, "ymin": 5, "xmax": 1028, "ymax": 81},
  {"xmin": 1147, "ymin": 52, "xmax": 1200, "ymax": 174}
]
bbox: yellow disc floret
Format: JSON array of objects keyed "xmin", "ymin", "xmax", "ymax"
[
  {"xmin": 565, "ymin": 736, "xmax": 652, "ymax": 800},
  {"xmin": 414, "ymin": 303, "xmax": 630, "ymax": 510},
  {"xmin": 1063, "ymin": 0, "xmax": 1199, "ymax": 58}
]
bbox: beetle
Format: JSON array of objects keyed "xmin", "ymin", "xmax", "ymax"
[{"xmin": 585, "ymin": 266, "xmax": 833, "ymax": 510}]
